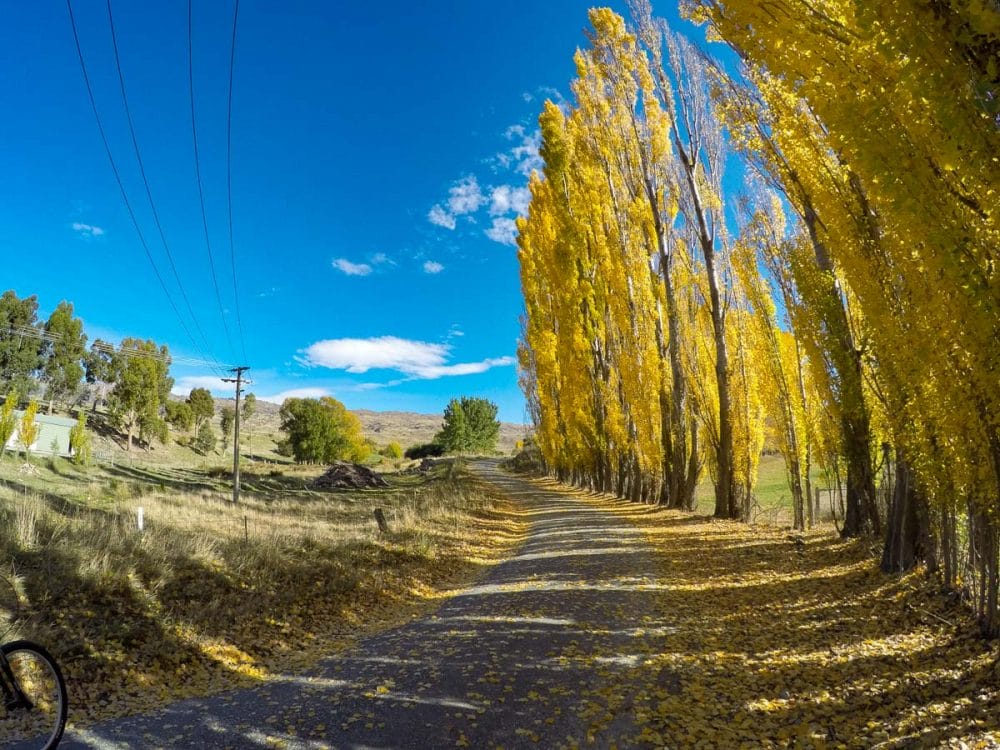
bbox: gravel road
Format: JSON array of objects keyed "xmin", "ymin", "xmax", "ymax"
[{"xmin": 57, "ymin": 460, "xmax": 668, "ymax": 749}]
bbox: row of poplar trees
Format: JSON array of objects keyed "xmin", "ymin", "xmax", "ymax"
[{"xmin": 516, "ymin": 2, "xmax": 1000, "ymax": 635}]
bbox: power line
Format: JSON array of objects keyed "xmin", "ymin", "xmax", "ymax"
[
  {"xmin": 225, "ymin": 0, "xmax": 249, "ymax": 364},
  {"xmin": 188, "ymin": 0, "xmax": 237, "ymax": 361},
  {"xmin": 104, "ymin": 0, "xmax": 226, "ymax": 374},
  {"xmin": 7, "ymin": 326, "xmax": 221, "ymax": 369},
  {"xmin": 65, "ymin": 0, "xmax": 224, "ymax": 377}
]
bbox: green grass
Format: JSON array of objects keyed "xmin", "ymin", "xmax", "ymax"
[{"xmin": 694, "ymin": 454, "xmax": 833, "ymax": 525}]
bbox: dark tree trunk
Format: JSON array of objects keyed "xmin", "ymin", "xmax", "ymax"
[{"xmin": 880, "ymin": 449, "xmax": 925, "ymax": 573}]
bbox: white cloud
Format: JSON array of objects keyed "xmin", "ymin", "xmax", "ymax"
[
  {"xmin": 298, "ymin": 336, "xmax": 516, "ymax": 381},
  {"xmin": 485, "ymin": 217, "xmax": 519, "ymax": 246},
  {"xmin": 259, "ymin": 387, "xmax": 333, "ymax": 405},
  {"xmin": 510, "ymin": 129, "xmax": 543, "ymax": 176},
  {"xmin": 497, "ymin": 126, "xmax": 543, "ymax": 176},
  {"xmin": 72, "ymin": 222, "xmax": 105, "ymax": 238},
  {"xmin": 370, "ymin": 252, "xmax": 393, "ymax": 265},
  {"xmin": 332, "ymin": 258, "xmax": 373, "ymax": 276},
  {"xmin": 504, "ymin": 124, "xmax": 526, "ymax": 140},
  {"xmin": 413, "ymin": 356, "xmax": 516, "ymax": 379},
  {"xmin": 427, "ymin": 204, "xmax": 456, "ymax": 230},
  {"xmin": 301, "ymin": 336, "xmax": 450, "ymax": 374},
  {"xmin": 447, "ymin": 175, "xmax": 484, "ymax": 215},
  {"xmin": 171, "ymin": 375, "xmax": 226, "ymax": 397},
  {"xmin": 428, "ymin": 175, "xmax": 486, "ymax": 230},
  {"xmin": 538, "ymin": 86, "xmax": 568, "ymax": 108},
  {"xmin": 489, "ymin": 185, "xmax": 531, "ymax": 217},
  {"xmin": 423, "ymin": 260, "xmax": 444, "ymax": 274}
]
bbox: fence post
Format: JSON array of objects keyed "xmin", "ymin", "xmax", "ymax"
[{"xmin": 137, "ymin": 506, "xmax": 144, "ymax": 532}]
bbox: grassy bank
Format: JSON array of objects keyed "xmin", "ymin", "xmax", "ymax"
[{"xmin": 0, "ymin": 457, "xmax": 523, "ymax": 728}]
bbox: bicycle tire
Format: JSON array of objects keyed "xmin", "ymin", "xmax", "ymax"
[{"xmin": 0, "ymin": 640, "xmax": 68, "ymax": 750}]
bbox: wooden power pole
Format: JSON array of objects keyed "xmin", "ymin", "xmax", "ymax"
[{"xmin": 222, "ymin": 366, "xmax": 251, "ymax": 503}]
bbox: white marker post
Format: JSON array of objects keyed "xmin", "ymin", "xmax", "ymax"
[{"xmin": 137, "ymin": 506, "xmax": 144, "ymax": 532}]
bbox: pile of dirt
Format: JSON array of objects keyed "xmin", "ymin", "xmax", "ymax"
[{"xmin": 313, "ymin": 461, "xmax": 389, "ymax": 490}]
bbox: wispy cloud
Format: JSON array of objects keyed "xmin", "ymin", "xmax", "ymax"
[
  {"xmin": 427, "ymin": 175, "xmax": 485, "ymax": 230},
  {"xmin": 370, "ymin": 252, "xmax": 394, "ymax": 266},
  {"xmin": 72, "ymin": 222, "xmax": 105, "ymax": 238},
  {"xmin": 299, "ymin": 336, "xmax": 515, "ymax": 382},
  {"xmin": 427, "ymin": 204, "xmax": 456, "ymax": 229},
  {"xmin": 489, "ymin": 185, "xmax": 531, "ymax": 217},
  {"xmin": 496, "ymin": 127, "xmax": 543, "ymax": 176},
  {"xmin": 332, "ymin": 258, "xmax": 373, "ymax": 276},
  {"xmin": 485, "ymin": 217, "xmax": 519, "ymax": 247},
  {"xmin": 171, "ymin": 375, "xmax": 226, "ymax": 397},
  {"xmin": 423, "ymin": 260, "xmax": 444, "ymax": 274},
  {"xmin": 448, "ymin": 175, "xmax": 484, "ymax": 214},
  {"xmin": 259, "ymin": 387, "xmax": 333, "ymax": 404}
]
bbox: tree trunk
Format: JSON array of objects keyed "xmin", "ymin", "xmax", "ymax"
[
  {"xmin": 880, "ymin": 448, "xmax": 925, "ymax": 573},
  {"xmin": 801, "ymin": 206, "xmax": 877, "ymax": 537},
  {"xmin": 684, "ymin": 415, "xmax": 700, "ymax": 511}
]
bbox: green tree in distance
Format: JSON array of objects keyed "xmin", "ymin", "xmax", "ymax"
[
  {"xmin": 194, "ymin": 422, "xmax": 216, "ymax": 455},
  {"xmin": 220, "ymin": 406, "xmax": 235, "ymax": 452},
  {"xmin": 0, "ymin": 290, "xmax": 45, "ymax": 398},
  {"xmin": 242, "ymin": 392, "xmax": 256, "ymax": 459},
  {"xmin": 107, "ymin": 339, "xmax": 172, "ymax": 452},
  {"xmin": 278, "ymin": 396, "xmax": 369, "ymax": 464},
  {"xmin": 84, "ymin": 339, "xmax": 116, "ymax": 413},
  {"xmin": 436, "ymin": 397, "xmax": 501, "ymax": 454},
  {"xmin": 165, "ymin": 401, "xmax": 194, "ymax": 432},
  {"xmin": 187, "ymin": 388, "xmax": 215, "ymax": 432},
  {"xmin": 41, "ymin": 300, "xmax": 87, "ymax": 413}
]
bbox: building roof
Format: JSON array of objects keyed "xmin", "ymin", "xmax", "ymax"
[{"xmin": 12, "ymin": 411, "xmax": 77, "ymax": 428}]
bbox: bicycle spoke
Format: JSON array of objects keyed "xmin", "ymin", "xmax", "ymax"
[{"xmin": 0, "ymin": 646, "xmax": 65, "ymax": 749}]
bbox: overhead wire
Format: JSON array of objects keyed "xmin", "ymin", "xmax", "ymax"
[
  {"xmin": 225, "ymin": 0, "xmax": 249, "ymax": 365},
  {"xmin": 187, "ymin": 0, "xmax": 237, "ymax": 362},
  {"xmin": 103, "ymin": 0, "xmax": 228, "ymax": 375},
  {"xmin": 65, "ymin": 0, "xmax": 225, "ymax": 378},
  {"xmin": 6, "ymin": 326, "xmax": 220, "ymax": 369}
]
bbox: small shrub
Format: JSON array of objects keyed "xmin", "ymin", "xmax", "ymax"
[
  {"xmin": 404, "ymin": 442, "xmax": 445, "ymax": 460},
  {"xmin": 381, "ymin": 441, "xmax": 404, "ymax": 460}
]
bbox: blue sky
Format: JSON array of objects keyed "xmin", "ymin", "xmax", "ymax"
[{"xmin": 0, "ymin": 0, "xmax": 720, "ymax": 424}]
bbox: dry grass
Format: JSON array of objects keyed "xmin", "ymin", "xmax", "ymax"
[{"xmin": 0, "ymin": 460, "xmax": 524, "ymax": 727}]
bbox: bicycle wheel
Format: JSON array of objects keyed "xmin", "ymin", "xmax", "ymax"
[{"xmin": 0, "ymin": 640, "xmax": 68, "ymax": 750}]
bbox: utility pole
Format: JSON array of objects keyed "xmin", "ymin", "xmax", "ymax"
[{"xmin": 222, "ymin": 366, "xmax": 251, "ymax": 503}]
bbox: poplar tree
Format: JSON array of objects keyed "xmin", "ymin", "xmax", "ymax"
[{"xmin": 18, "ymin": 399, "xmax": 39, "ymax": 459}]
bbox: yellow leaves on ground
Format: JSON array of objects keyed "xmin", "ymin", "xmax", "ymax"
[{"xmin": 560, "ymin": 483, "xmax": 1000, "ymax": 747}]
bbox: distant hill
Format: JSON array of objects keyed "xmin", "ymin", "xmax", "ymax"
[{"xmin": 214, "ymin": 397, "xmax": 528, "ymax": 455}]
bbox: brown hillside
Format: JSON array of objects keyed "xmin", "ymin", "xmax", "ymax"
[{"xmin": 214, "ymin": 398, "xmax": 527, "ymax": 455}]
